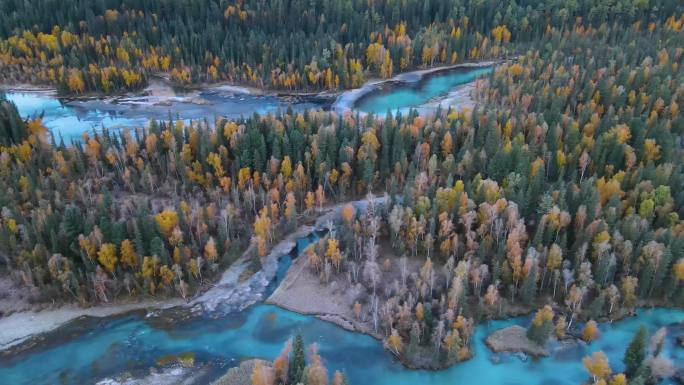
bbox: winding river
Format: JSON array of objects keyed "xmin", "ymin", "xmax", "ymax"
[
  {"xmin": 0, "ymin": 232, "xmax": 682, "ymax": 385},
  {"xmin": 350, "ymin": 65, "xmax": 492, "ymax": 115},
  {"xmin": 3, "ymin": 87, "xmax": 322, "ymax": 142},
  {"xmin": 3, "ymin": 63, "xmax": 493, "ymax": 143},
  {"xmin": 1, "ymin": 66, "xmax": 683, "ymax": 384}
]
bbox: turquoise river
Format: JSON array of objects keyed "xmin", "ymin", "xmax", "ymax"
[
  {"xmin": 3, "ymin": 63, "xmax": 493, "ymax": 142},
  {"xmin": 0, "ymin": 233, "xmax": 682, "ymax": 385},
  {"xmin": 351, "ymin": 65, "xmax": 492, "ymax": 115}
]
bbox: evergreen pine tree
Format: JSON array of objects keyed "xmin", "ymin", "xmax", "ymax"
[
  {"xmin": 521, "ymin": 263, "xmax": 538, "ymax": 305},
  {"xmin": 624, "ymin": 325, "xmax": 647, "ymax": 376},
  {"xmin": 289, "ymin": 334, "xmax": 306, "ymax": 385}
]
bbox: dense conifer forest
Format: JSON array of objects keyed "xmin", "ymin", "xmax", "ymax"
[
  {"xmin": 0, "ymin": 1, "xmax": 683, "ymax": 384},
  {"xmin": 0, "ymin": 0, "xmax": 682, "ymax": 94}
]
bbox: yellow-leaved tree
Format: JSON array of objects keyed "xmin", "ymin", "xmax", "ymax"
[
  {"xmin": 120, "ymin": 239, "xmax": 138, "ymax": 268},
  {"xmin": 155, "ymin": 210, "xmax": 179, "ymax": 238},
  {"xmin": 385, "ymin": 328, "xmax": 404, "ymax": 356},
  {"xmin": 582, "ymin": 351, "xmax": 612, "ymax": 382},
  {"xmin": 97, "ymin": 243, "xmax": 118, "ymax": 274}
]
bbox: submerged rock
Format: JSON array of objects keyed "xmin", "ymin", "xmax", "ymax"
[{"xmin": 485, "ymin": 325, "xmax": 549, "ymax": 357}]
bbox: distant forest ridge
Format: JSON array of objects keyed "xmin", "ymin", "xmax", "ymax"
[{"xmin": 0, "ymin": 0, "xmax": 682, "ymax": 94}]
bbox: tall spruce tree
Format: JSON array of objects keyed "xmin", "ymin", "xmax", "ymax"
[
  {"xmin": 289, "ymin": 334, "xmax": 306, "ymax": 385},
  {"xmin": 624, "ymin": 325, "xmax": 647, "ymax": 376}
]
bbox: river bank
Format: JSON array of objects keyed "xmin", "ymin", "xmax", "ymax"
[
  {"xmin": 0, "ymin": 297, "xmax": 185, "ymax": 351},
  {"xmin": 1, "ymin": 257, "xmax": 682, "ymax": 385},
  {"xmin": 265, "ymin": 200, "xmax": 684, "ymax": 373},
  {"xmin": 0, "ymin": 195, "xmax": 385, "ymax": 355},
  {"xmin": 485, "ymin": 325, "xmax": 550, "ymax": 357},
  {"xmin": 332, "ymin": 61, "xmax": 494, "ymax": 115},
  {"xmin": 2, "ymin": 75, "xmax": 336, "ymax": 107},
  {"xmin": 2, "ymin": 61, "xmax": 495, "ymax": 143}
]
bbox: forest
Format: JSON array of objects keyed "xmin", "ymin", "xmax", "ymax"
[
  {"xmin": 0, "ymin": 1, "xmax": 683, "ymax": 385},
  {"xmin": 0, "ymin": 0, "xmax": 682, "ymax": 94}
]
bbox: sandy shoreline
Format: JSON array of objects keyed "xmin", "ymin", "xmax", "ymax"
[
  {"xmin": 0, "ymin": 297, "xmax": 185, "ymax": 351},
  {"xmin": 190, "ymin": 195, "xmax": 386, "ymax": 314},
  {"xmin": 0, "ymin": 196, "xmax": 385, "ymax": 353},
  {"xmin": 332, "ymin": 60, "xmax": 494, "ymax": 115},
  {"xmin": 267, "ymin": 195, "xmax": 390, "ymax": 341},
  {"xmin": 2, "ymin": 77, "xmax": 334, "ymax": 103},
  {"xmin": 266, "ymin": 245, "xmax": 382, "ymax": 339},
  {"xmin": 485, "ymin": 325, "xmax": 549, "ymax": 357}
]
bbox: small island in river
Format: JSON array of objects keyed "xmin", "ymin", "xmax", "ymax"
[{"xmin": 485, "ymin": 325, "xmax": 549, "ymax": 357}]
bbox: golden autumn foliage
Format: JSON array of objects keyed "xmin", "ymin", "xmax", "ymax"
[
  {"xmin": 341, "ymin": 204, "xmax": 355, "ymax": 225},
  {"xmin": 674, "ymin": 258, "xmax": 684, "ymax": 281},
  {"xmin": 120, "ymin": 239, "xmax": 138, "ymax": 268},
  {"xmin": 596, "ymin": 177, "xmax": 623, "ymax": 205},
  {"xmin": 251, "ymin": 360, "xmax": 274, "ymax": 385},
  {"xmin": 582, "ymin": 320, "xmax": 600, "ymax": 343},
  {"xmin": 531, "ymin": 305, "xmax": 554, "ymax": 327},
  {"xmin": 643, "ymin": 138, "xmax": 661, "ymax": 161},
  {"xmin": 280, "ymin": 156, "xmax": 292, "ymax": 178},
  {"xmin": 159, "ymin": 265, "xmax": 175, "ymax": 285},
  {"xmin": 583, "ymin": 351, "xmax": 612, "ymax": 381},
  {"xmin": 491, "ymin": 25, "xmax": 512, "ymax": 43},
  {"xmin": 142, "ymin": 256, "xmax": 159, "ymax": 279},
  {"xmin": 386, "ymin": 329, "xmax": 404, "ymax": 355},
  {"xmin": 155, "ymin": 210, "xmax": 179, "ymax": 238},
  {"xmin": 415, "ymin": 303, "xmax": 424, "ymax": 321},
  {"xmin": 284, "ymin": 192, "xmax": 297, "ymax": 222},
  {"xmin": 204, "ymin": 237, "xmax": 218, "ymax": 263},
  {"xmin": 272, "ymin": 340, "xmax": 291, "ymax": 383},
  {"xmin": 253, "ymin": 208, "xmax": 272, "ymax": 241},
  {"xmin": 554, "ymin": 317, "xmax": 567, "ymax": 339},
  {"xmin": 608, "ymin": 374, "xmax": 627, "ymax": 385},
  {"xmin": 97, "ymin": 243, "xmax": 118, "ymax": 273},
  {"xmin": 305, "ymin": 191, "xmax": 315, "ymax": 212},
  {"xmin": 67, "ymin": 70, "xmax": 85, "ymax": 93}
]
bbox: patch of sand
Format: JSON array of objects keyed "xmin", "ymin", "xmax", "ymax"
[
  {"xmin": 211, "ymin": 359, "xmax": 269, "ymax": 385},
  {"xmin": 0, "ymin": 275, "xmax": 37, "ymax": 316},
  {"xmin": 268, "ymin": 250, "xmax": 368, "ymax": 330},
  {"xmin": 0, "ymin": 195, "xmax": 387, "ymax": 352},
  {"xmin": 485, "ymin": 325, "xmax": 549, "ymax": 357},
  {"xmin": 0, "ymin": 297, "xmax": 184, "ymax": 351},
  {"xmin": 267, "ymin": 194, "xmax": 391, "ymax": 339}
]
